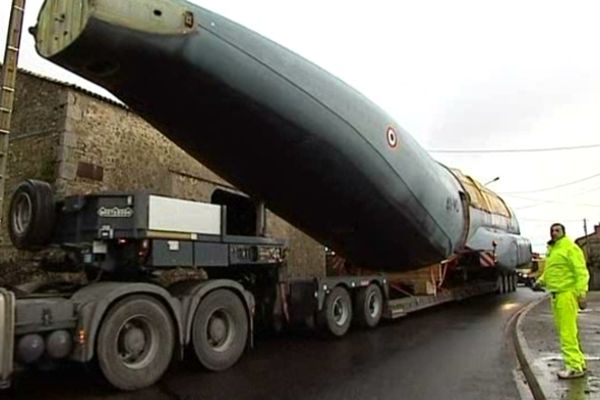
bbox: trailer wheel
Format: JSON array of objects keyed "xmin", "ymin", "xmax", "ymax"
[
  {"xmin": 191, "ymin": 289, "xmax": 248, "ymax": 371},
  {"xmin": 8, "ymin": 180, "xmax": 56, "ymax": 250},
  {"xmin": 96, "ymin": 295, "xmax": 175, "ymax": 391},
  {"xmin": 506, "ymin": 274, "xmax": 514, "ymax": 293},
  {"xmin": 318, "ymin": 286, "xmax": 352, "ymax": 337},
  {"xmin": 496, "ymin": 275, "xmax": 504, "ymax": 294},
  {"xmin": 354, "ymin": 284, "xmax": 383, "ymax": 328}
]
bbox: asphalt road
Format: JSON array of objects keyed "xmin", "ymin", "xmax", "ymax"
[{"xmin": 3, "ymin": 288, "xmax": 541, "ymax": 400}]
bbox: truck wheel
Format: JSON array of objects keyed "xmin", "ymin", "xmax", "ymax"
[
  {"xmin": 191, "ymin": 289, "xmax": 248, "ymax": 371},
  {"xmin": 496, "ymin": 275, "xmax": 503, "ymax": 294},
  {"xmin": 96, "ymin": 295, "xmax": 175, "ymax": 391},
  {"xmin": 318, "ymin": 286, "xmax": 352, "ymax": 337},
  {"xmin": 8, "ymin": 180, "xmax": 56, "ymax": 250},
  {"xmin": 354, "ymin": 284, "xmax": 383, "ymax": 328}
]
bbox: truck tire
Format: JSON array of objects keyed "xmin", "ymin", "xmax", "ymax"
[
  {"xmin": 318, "ymin": 286, "xmax": 352, "ymax": 337},
  {"xmin": 496, "ymin": 275, "xmax": 503, "ymax": 294},
  {"xmin": 8, "ymin": 180, "xmax": 56, "ymax": 250},
  {"xmin": 96, "ymin": 295, "xmax": 175, "ymax": 391},
  {"xmin": 354, "ymin": 284, "xmax": 383, "ymax": 328},
  {"xmin": 191, "ymin": 289, "xmax": 248, "ymax": 371}
]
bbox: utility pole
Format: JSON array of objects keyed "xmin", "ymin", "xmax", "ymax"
[
  {"xmin": 583, "ymin": 218, "xmax": 590, "ymax": 260},
  {"xmin": 0, "ymin": 0, "xmax": 26, "ymax": 227}
]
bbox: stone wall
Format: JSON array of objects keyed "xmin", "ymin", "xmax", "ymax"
[
  {"xmin": 266, "ymin": 210, "xmax": 325, "ymax": 279},
  {"xmin": 0, "ymin": 69, "xmax": 67, "ymax": 261},
  {"xmin": 55, "ymin": 90, "xmax": 223, "ymax": 198}
]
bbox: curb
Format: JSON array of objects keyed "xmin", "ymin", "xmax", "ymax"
[{"xmin": 513, "ymin": 294, "xmax": 550, "ymax": 400}]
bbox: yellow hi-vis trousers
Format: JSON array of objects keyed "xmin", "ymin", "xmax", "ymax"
[{"xmin": 551, "ymin": 291, "xmax": 586, "ymax": 372}]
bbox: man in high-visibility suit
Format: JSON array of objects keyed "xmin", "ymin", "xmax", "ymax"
[{"xmin": 535, "ymin": 223, "xmax": 589, "ymax": 379}]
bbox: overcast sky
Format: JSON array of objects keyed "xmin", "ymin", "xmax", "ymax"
[{"xmin": 2, "ymin": 0, "xmax": 600, "ymax": 253}]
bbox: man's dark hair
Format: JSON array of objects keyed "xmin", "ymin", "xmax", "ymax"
[{"xmin": 551, "ymin": 223, "xmax": 566, "ymax": 233}]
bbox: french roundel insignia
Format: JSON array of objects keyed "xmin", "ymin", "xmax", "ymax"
[{"xmin": 387, "ymin": 127, "xmax": 398, "ymax": 148}]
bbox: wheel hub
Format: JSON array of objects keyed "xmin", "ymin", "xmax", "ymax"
[
  {"xmin": 13, "ymin": 193, "xmax": 32, "ymax": 235},
  {"xmin": 123, "ymin": 326, "xmax": 146, "ymax": 357},
  {"xmin": 207, "ymin": 310, "xmax": 234, "ymax": 351},
  {"xmin": 209, "ymin": 316, "xmax": 227, "ymax": 344},
  {"xmin": 332, "ymin": 297, "xmax": 349, "ymax": 326},
  {"xmin": 367, "ymin": 292, "xmax": 381, "ymax": 318},
  {"xmin": 117, "ymin": 317, "xmax": 157, "ymax": 369}
]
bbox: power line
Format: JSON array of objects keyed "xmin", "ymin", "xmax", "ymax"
[
  {"xmin": 514, "ymin": 202, "xmax": 549, "ymax": 211},
  {"xmin": 428, "ymin": 143, "xmax": 600, "ymax": 154},
  {"xmin": 502, "ymin": 172, "xmax": 600, "ymax": 194},
  {"xmin": 518, "ymin": 201, "xmax": 600, "ymax": 209},
  {"xmin": 519, "ymin": 218, "xmax": 584, "ymax": 222},
  {"xmin": 506, "ymin": 185, "xmax": 600, "ymax": 202},
  {"xmin": 511, "ymin": 195, "xmax": 600, "ymax": 210}
]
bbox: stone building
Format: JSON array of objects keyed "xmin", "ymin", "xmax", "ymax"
[
  {"xmin": 0, "ymin": 67, "xmax": 325, "ymax": 282},
  {"xmin": 575, "ymin": 223, "xmax": 600, "ymax": 290}
]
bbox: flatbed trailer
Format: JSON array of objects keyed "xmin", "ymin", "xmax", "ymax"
[{"xmin": 0, "ymin": 180, "xmax": 515, "ymax": 391}]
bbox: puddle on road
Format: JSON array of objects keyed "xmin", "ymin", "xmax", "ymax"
[
  {"xmin": 560, "ymin": 377, "xmax": 600, "ymax": 400},
  {"xmin": 532, "ymin": 357, "xmax": 600, "ymax": 399}
]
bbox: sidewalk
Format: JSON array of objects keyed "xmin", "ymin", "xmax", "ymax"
[{"xmin": 516, "ymin": 291, "xmax": 600, "ymax": 400}]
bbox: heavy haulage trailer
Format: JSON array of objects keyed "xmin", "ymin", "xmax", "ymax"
[
  {"xmin": 0, "ymin": 180, "xmax": 518, "ymax": 390},
  {"xmin": 0, "ymin": 0, "xmax": 531, "ymax": 391}
]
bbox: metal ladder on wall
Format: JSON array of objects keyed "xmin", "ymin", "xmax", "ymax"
[{"xmin": 0, "ymin": 0, "xmax": 26, "ymax": 227}]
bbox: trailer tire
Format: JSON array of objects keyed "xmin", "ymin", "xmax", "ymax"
[
  {"xmin": 191, "ymin": 289, "xmax": 248, "ymax": 371},
  {"xmin": 508, "ymin": 274, "xmax": 514, "ymax": 292},
  {"xmin": 96, "ymin": 295, "xmax": 175, "ymax": 391},
  {"xmin": 318, "ymin": 286, "xmax": 352, "ymax": 337},
  {"xmin": 8, "ymin": 180, "xmax": 56, "ymax": 250},
  {"xmin": 354, "ymin": 284, "xmax": 383, "ymax": 328},
  {"xmin": 496, "ymin": 275, "xmax": 503, "ymax": 294}
]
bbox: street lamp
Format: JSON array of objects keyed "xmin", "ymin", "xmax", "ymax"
[{"xmin": 484, "ymin": 177, "xmax": 500, "ymax": 186}]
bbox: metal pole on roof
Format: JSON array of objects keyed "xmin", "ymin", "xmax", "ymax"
[{"xmin": 0, "ymin": 0, "xmax": 26, "ymax": 229}]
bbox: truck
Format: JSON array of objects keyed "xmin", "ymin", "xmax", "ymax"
[
  {"xmin": 0, "ymin": 0, "xmax": 530, "ymax": 391},
  {"xmin": 0, "ymin": 178, "xmax": 519, "ymax": 391}
]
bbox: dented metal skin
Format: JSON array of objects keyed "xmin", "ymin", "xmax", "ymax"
[{"xmin": 34, "ymin": 0, "xmax": 531, "ymax": 271}]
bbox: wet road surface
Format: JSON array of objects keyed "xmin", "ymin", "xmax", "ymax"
[{"xmin": 3, "ymin": 288, "xmax": 540, "ymax": 400}]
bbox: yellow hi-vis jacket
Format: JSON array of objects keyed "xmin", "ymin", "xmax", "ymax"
[{"xmin": 538, "ymin": 236, "xmax": 589, "ymax": 296}]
